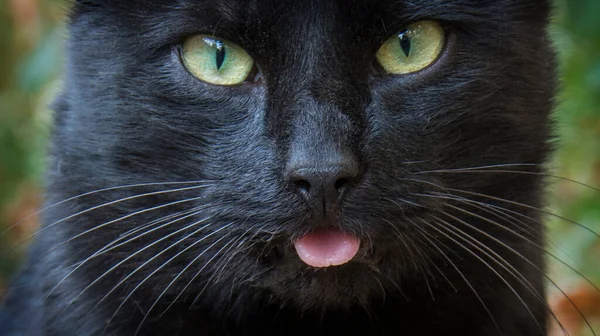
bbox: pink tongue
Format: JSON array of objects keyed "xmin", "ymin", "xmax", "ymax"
[{"xmin": 294, "ymin": 227, "xmax": 360, "ymax": 268}]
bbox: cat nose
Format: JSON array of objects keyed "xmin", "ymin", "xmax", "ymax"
[{"xmin": 286, "ymin": 157, "xmax": 359, "ymax": 216}]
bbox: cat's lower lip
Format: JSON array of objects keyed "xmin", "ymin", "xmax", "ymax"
[{"xmin": 293, "ymin": 227, "xmax": 360, "ymax": 268}]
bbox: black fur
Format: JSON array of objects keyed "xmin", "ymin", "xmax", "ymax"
[{"xmin": 1, "ymin": 0, "xmax": 556, "ymax": 335}]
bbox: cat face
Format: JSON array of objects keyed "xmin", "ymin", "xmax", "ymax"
[{"xmin": 50, "ymin": 0, "xmax": 554, "ymax": 313}]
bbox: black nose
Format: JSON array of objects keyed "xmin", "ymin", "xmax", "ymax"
[{"xmin": 286, "ymin": 158, "xmax": 359, "ymax": 216}]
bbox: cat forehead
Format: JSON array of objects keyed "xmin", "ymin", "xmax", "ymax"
[
  {"xmin": 72, "ymin": 0, "xmax": 551, "ymax": 45},
  {"xmin": 74, "ymin": 0, "xmax": 550, "ymax": 22}
]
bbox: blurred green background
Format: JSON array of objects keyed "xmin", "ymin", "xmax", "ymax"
[{"xmin": 0, "ymin": 0, "xmax": 598, "ymax": 334}]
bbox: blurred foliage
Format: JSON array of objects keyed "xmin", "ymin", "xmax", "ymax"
[
  {"xmin": 547, "ymin": 1, "xmax": 600, "ymax": 334},
  {"xmin": 0, "ymin": 0, "xmax": 598, "ymax": 334},
  {"xmin": 550, "ymin": 0, "xmax": 600, "ymax": 286},
  {"xmin": 0, "ymin": 0, "xmax": 64, "ymax": 285}
]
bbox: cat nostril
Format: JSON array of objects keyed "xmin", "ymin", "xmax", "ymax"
[
  {"xmin": 294, "ymin": 179, "xmax": 311, "ymax": 196},
  {"xmin": 285, "ymin": 148, "xmax": 360, "ymax": 215},
  {"xmin": 285, "ymin": 165, "xmax": 359, "ymax": 216},
  {"xmin": 334, "ymin": 177, "xmax": 349, "ymax": 192}
]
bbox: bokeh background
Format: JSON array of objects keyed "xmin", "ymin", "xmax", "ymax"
[{"xmin": 0, "ymin": 0, "xmax": 598, "ymax": 334}]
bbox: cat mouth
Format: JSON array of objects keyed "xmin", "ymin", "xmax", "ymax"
[
  {"xmin": 292, "ymin": 227, "xmax": 360, "ymax": 268},
  {"xmin": 253, "ymin": 227, "xmax": 390, "ymax": 309}
]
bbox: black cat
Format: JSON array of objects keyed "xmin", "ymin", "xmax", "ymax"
[{"xmin": 1, "ymin": 0, "xmax": 559, "ymax": 335}]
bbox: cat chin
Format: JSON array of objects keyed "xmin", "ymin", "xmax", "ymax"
[{"xmin": 262, "ymin": 262, "xmax": 383, "ymax": 310}]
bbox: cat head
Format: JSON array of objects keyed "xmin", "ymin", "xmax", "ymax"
[{"xmin": 49, "ymin": 0, "xmax": 555, "ymax": 313}]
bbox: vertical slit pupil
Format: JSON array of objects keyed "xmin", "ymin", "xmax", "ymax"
[
  {"xmin": 399, "ymin": 31, "xmax": 411, "ymax": 57},
  {"xmin": 215, "ymin": 42, "xmax": 226, "ymax": 71}
]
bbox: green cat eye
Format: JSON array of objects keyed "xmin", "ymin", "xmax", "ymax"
[
  {"xmin": 376, "ymin": 21, "xmax": 445, "ymax": 75},
  {"xmin": 182, "ymin": 35, "xmax": 254, "ymax": 86}
]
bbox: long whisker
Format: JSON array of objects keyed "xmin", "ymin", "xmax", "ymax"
[
  {"xmin": 158, "ymin": 231, "xmax": 249, "ymax": 319},
  {"xmin": 420, "ymin": 191, "xmax": 583, "ymax": 267},
  {"xmin": 23, "ymin": 196, "xmax": 208, "ymax": 276},
  {"xmin": 133, "ymin": 231, "xmax": 238, "ymax": 336},
  {"xmin": 425, "ymin": 214, "xmax": 544, "ymax": 333},
  {"xmin": 416, "ymin": 192, "xmax": 541, "ymax": 240},
  {"xmin": 92, "ymin": 206, "xmax": 208, "ymax": 256},
  {"xmin": 425, "ymin": 192, "xmax": 598, "ymax": 286},
  {"xmin": 9, "ymin": 184, "xmax": 211, "ymax": 253},
  {"xmin": 396, "ymin": 177, "xmax": 452, "ymax": 194},
  {"xmin": 417, "ymin": 252, "xmax": 436, "ymax": 301},
  {"xmin": 379, "ymin": 271, "xmax": 409, "ymax": 303},
  {"xmin": 417, "ymin": 163, "xmax": 541, "ymax": 173},
  {"xmin": 0, "ymin": 181, "xmax": 211, "ymax": 238},
  {"xmin": 417, "ymin": 167, "xmax": 600, "ymax": 194},
  {"xmin": 25, "ymin": 207, "xmax": 204, "ymax": 286},
  {"xmin": 65, "ymin": 216, "xmax": 218, "ymax": 322},
  {"xmin": 209, "ymin": 222, "xmax": 270, "ymax": 286},
  {"xmin": 446, "ymin": 188, "xmax": 600, "ymax": 238},
  {"xmin": 383, "ymin": 196, "xmax": 423, "ymax": 209},
  {"xmin": 450, "ymin": 194, "xmax": 574, "ymax": 257},
  {"xmin": 45, "ymin": 205, "xmax": 210, "ymax": 301},
  {"xmin": 408, "ymin": 229, "xmax": 448, "ymax": 289},
  {"xmin": 380, "ymin": 217, "xmax": 421, "ymax": 274},
  {"xmin": 408, "ymin": 218, "xmax": 503, "ymax": 335},
  {"xmin": 400, "ymin": 176, "xmax": 541, "ymax": 243},
  {"xmin": 400, "ymin": 227, "xmax": 438, "ymax": 295},
  {"xmin": 423, "ymin": 190, "xmax": 597, "ymax": 334},
  {"xmin": 374, "ymin": 276, "xmax": 387, "ymax": 304},
  {"xmin": 432, "ymin": 211, "xmax": 574, "ymax": 335},
  {"xmin": 189, "ymin": 232, "xmax": 251, "ymax": 307},
  {"xmin": 64, "ymin": 196, "xmax": 205, "ymax": 247},
  {"xmin": 431, "ymin": 195, "xmax": 591, "ymax": 277},
  {"xmin": 410, "ymin": 225, "xmax": 458, "ymax": 293},
  {"xmin": 440, "ymin": 202, "xmax": 597, "ymax": 335},
  {"xmin": 378, "ymin": 217, "xmax": 430, "ymax": 295},
  {"xmin": 102, "ymin": 223, "xmax": 234, "ymax": 332},
  {"xmin": 406, "ymin": 217, "xmax": 464, "ymax": 262},
  {"xmin": 402, "ymin": 175, "xmax": 597, "ymax": 241}
]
